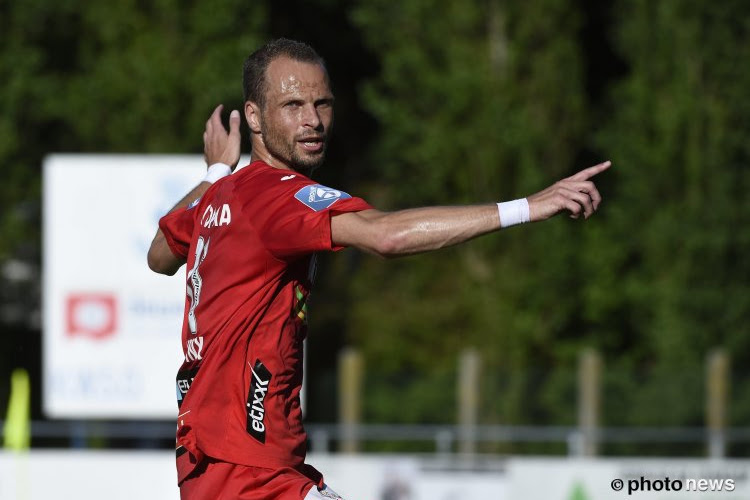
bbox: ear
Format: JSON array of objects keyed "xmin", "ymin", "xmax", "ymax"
[{"xmin": 245, "ymin": 101, "xmax": 262, "ymax": 134}]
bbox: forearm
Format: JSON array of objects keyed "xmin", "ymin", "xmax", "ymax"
[
  {"xmin": 377, "ymin": 205, "xmax": 501, "ymax": 255},
  {"xmin": 149, "ymin": 105, "xmax": 241, "ymax": 275},
  {"xmin": 147, "ymin": 181, "xmax": 211, "ymax": 275},
  {"xmin": 166, "ymin": 181, "xmax": 211, "ymax": 214},
  {"xmin": 334, "ymin": 205, "xmax": 502, "ymax": 257},
  {"xmin": 331, "ymin": 161, "xmax": 611, "ymax": 259},
  {"xmin": 147, "ymin": 231, "xmax": 184, "ymax": 275}
]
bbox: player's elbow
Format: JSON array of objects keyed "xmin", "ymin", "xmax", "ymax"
[
  {"xmin": 147, "ymin": 248, "xmax": 179, "ymax": 275},
  {"xmin": 147, "ymin": 253, "xmax": 168, "ymax": 275},
  {"xmin": 334, "ymin": 211, "xmax": 408, "ymax": 258},
  {"xmin": 368, "ymin": 229, "xmax": 407, "ymax": 259}
]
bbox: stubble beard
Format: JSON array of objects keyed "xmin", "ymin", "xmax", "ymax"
[{"xmin": 261, "ymin": 121, "xmax": 327, "ymax": 173}]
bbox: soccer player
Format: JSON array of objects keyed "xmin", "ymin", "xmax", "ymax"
[{"xmin": 148, "ymin": 38, "xmax": 610, "ymax": 500}]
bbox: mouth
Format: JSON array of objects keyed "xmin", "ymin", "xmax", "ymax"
[{"xmin": 298, "ymin": 137, "xmax": 326, "ymax": 153}]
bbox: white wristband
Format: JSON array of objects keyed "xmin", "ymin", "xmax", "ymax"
[
  {"xmin": 497, "ymin": 198, "xmax": 530, "ymax": 227},
  {"xmin": 203, "ymin": 163, "xmax": 232, "ymax": 184}
]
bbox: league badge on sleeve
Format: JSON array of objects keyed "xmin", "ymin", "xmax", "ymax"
[{"xmin": 294, "ymin": 184, "xmax": 352, "ymax": 211}]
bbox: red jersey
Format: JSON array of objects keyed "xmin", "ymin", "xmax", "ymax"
[{"xmin": 159, "ymin": 161, "xmax": 372, "ymax": 484}]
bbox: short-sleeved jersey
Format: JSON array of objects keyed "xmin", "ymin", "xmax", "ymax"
[{"xmin": 158, "ymin": 161, "xmax": 372, "ymax": 484}]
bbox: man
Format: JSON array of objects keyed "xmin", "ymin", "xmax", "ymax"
[{"xmin": 148, "ymin": 38, "xmax": 610, "ymax": 500}]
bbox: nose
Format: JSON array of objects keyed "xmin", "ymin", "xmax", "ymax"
[{"xmin": 301, "ymin": 104, "xmax": 322, "ymax": 130}]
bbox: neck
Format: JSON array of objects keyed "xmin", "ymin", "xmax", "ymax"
[
  {"xmin": 250, "ymin": 148, "xmax": 315, "ymax": 177},
  {"xmin": 250, "ymin": 150, "xmax": 293, "ymax": 171}
]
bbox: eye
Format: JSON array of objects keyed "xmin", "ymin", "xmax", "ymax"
[
  {"xmin": 284, "ymin": 100, "xmax": 303, "ymax": 108},
  {"xmin": 315, "ymin": 98, "xmax": 333, "ymax": 109}
]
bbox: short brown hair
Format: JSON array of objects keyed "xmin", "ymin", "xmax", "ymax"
[{"xmin": 243, "ymin": 38, "xmax": 327, "ymax": 108}]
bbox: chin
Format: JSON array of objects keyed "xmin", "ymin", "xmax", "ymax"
[{"xmin": 292, "ymin": 155, "xmax": 326, "ymax": 172}]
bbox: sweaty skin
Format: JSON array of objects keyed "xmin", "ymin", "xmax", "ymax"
[
  {"xmin": 245, "ymin": 57, "xmax": 334, "ymax": 172},
  {"xmin": 330, "ymin": 161, "xmax": 611, "ymax": 258},
  {"xmin": 279, "ymin": 75, "xmax": 301, "ymax": 94}
]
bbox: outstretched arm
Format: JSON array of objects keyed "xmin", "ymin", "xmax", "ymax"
[
  {"xmin": 147, "ymin": 105, "xmax": 241, "ymax": 274},
  {"xmin": 331, "ymin": 161, "xmax": 611, "ymax": 258}
]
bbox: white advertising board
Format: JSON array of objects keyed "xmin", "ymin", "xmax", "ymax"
[
  {"xmin": 0, "ymin": 452, "xmax": 509, "ymax": 500},
  {"xmin": 43, "ymin": 154, "xmax": 208, "ymax": 418},
  {"xmin": 5, "ymin": 452, "xmax": 745, "ymax": 500}
]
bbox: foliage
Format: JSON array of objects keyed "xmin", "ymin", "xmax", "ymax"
[
  {"xmin": 350, "ymin": 0, "xmax": 593, "ymax": 427},
  {"xmin": 591, "ymin": 0, "xmax": 750, "ymax": 428},
  {"xmin": 0, "ymin": 0, "xmax": 266, "ymax": 262},
  {"xmin": 350, "ymin": 0, "xmax": 750, "ymax": 441}
]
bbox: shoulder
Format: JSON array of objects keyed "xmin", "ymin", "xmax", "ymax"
[
  {"xmin": 233, "ymin": 161, "xmax": 307, "ymax": 185},
  {"xmin": 233, "ymin": 163, "xmax": 321, "ymax": 201},
  {"xmin": 231, "ymin": 163, "xmax": 314, "ymax": 200},
  {"xmin": 231, "ymin": 163, "xmax": 368, "ymax": 215}
]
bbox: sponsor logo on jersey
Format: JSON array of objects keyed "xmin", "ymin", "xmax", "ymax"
[
  {"xmin": 175, "ymin": 366, "xmax": 200, "ymax": 408},
  {"xmin": 294, "ymin": 184, "xmax": 351, "ymax": 211},
  {"xmin": 246, "ymin": 359, "xmax": 272, "ymax": 443},
  {"xmin": 176, "ymin": 378, "xmax": 191, "ymax": 399},
  {"xmin": 281, "ymin": 174, "xmax": 296, "ymax": 181}
]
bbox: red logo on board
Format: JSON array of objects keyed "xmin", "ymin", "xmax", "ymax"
[{"xmin": 66, "ymin": 293, "xmax": 118, "ymax": 339}]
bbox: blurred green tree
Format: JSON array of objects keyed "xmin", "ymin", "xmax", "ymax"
[
  {"xmin": 0, "ymin": 0, "xmax": 267, "ymax": 307},
  {"xmin": 592, "ymin": 0, "xmax": 750, "ymax": 434},
  {"xmin": 350, "ymin": 0, "xmax": 750, "ymax": 452},
  {"xmin": 350, "ymin": 0, "xmax": 596, "ymax": 429}
]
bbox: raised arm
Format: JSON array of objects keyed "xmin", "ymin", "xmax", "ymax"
[
  {"xmin": 147, "ymin": 105, "xmax": 241, "ymax": 274},
  {"xmin": 331, "ymin": 161, "xmax": 611, "ymax": 258}
]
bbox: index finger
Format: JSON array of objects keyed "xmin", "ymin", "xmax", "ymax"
[
  {"xmin": 209, "ymin": 104, "xmax": 225, "ymax": 129},
  {"xmin": 568, "ymin": 160, "xmax": 612, "ymax": 181}
]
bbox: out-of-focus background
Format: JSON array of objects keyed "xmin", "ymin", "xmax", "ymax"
[{"xmin": 1, "ymin": 1, "xmax": 749, "ymax": 499}]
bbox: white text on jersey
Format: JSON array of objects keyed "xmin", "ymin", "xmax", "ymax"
[
  {"xmin": 201, "ymin": 204, "xmax": 232, "ymax": 228},
  {"xmin": 185, "ymin": 336, "xmax": 204, "ymax": 362},
  {"xmin": 249, "ymin": 366, "xmax": 269, "ymax": 433}
]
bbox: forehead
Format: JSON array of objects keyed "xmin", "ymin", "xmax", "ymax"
[{"xmin": 264, "ymin": 56, "xmax": 331, "ymax": 100}]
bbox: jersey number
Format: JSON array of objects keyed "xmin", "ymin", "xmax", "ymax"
[{"xmin": 187, "ymin": 236, "xmax": 209, "ymax": 335}]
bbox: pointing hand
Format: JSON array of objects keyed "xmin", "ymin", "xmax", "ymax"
[{"xmin": 527, "ymin": 161, "xmax": 612, "ymax": 222}]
